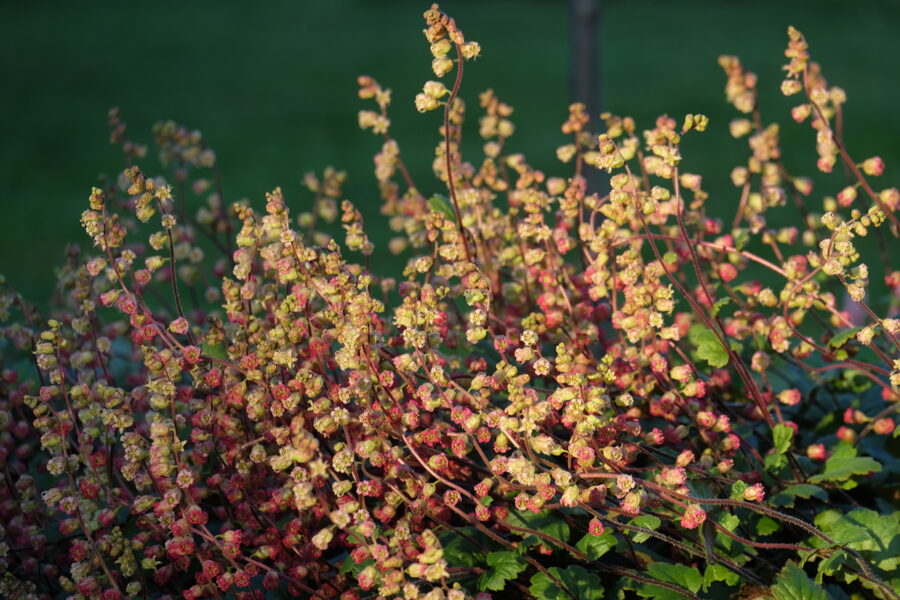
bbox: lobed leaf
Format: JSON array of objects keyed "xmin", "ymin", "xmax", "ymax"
[
  {"xmin": 478, "ymin": 551, "xmax": 527, "ymax": 591},
  {"xmin": 529, "ymin": 565, "xmax": 604, "ymax": 600}
]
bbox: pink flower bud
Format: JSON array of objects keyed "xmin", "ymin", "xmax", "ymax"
[
  {"xmin": 793, "ymin": 177, "xmax": 813, "ymax": 195},
  {"xmin": 862, "ymin": 156, "xmax": 884, "ymax": 176},
  {"xmin": 778, "ymin": 388, "xmax": 802, "ymax": 406},
  {"xmin": 873, "ymin": 418, "xmax": 895, "ymax": 435},
  {"xmin": 697, "ymin": 411, "xmax": 716, "ymax": 429},
  {"xmin": 837, "ymin": 186, "xmax": 857, "ymax": 208},
  {"xmin": 806, "ymin": 443, "xmax": 827, "ymax": 461},
  {"xmin": 742, "ymin": 483, "xmax": 765, "ymax": 502},
  {"xmin": 662, "ymin": 467, "xmax": 687, "ymax": 486},
  {"xmin": 680, "ymin": 504, "xmax": 706, "ymax": 530},
  {"xmin": 817, "ymin": 156, "xmax": 835, "ymax": 173},
  {"xmin": 475, "ymin": 504, "xmax": 491, "ymax": 521},
  {"xmin": 718, "ymin": 263, "xmax": 738, "ymax": 282},
  {"xmin": 791, "ymin": 104, "xmax": 811, "ymax": 122},
  {"xmin": 836, "ymin": 426, "xmax": 856, "ymax": 443},
  {"xmin": 676, "ymin": 450, "xmax": 695, "ymax": 467}
]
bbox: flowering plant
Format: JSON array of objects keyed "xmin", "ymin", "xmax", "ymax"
[{"xmin": 1, "ymin": 4, "xmax": 899, "ymax": 599}]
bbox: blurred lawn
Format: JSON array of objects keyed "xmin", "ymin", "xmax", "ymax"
[{"xmin": 2, "ymin": 0, "xmax": 899, "ymax": 304}]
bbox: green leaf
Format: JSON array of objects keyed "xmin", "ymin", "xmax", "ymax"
[
  {"xmin": 704, "ymin": 564, "xmax": 740, "ymax": 587},
  {"xmin": 757, "ymin": 516, "xmax": 780, "ymax": 536},
  {"xmin": 441, "ymin": 532, "xmax": 485, "ymax": 568},
  {"xmin": 646, "ymin": 562, "xmax": 703, "ymax": 594},
  {"xmin": 828, "ymin": 327, "xmax": 863, "ymax": 349},
  {"xmin": 718, "ymin": 513, "xmax": 740, "ymax": 533},
  {"xmin": 770, "ymin": 484, "xmax": 828, "ymax": 507},
  {"xmin": 765, "ymin": 451, "xmax": 788, "ymax": 470},
  {"xmin": 808, "ymin": 456, "xmax": 881, "ymax": 484},
  {"xmin": 529, "ymin": 565, "xmax": 604, "ymax": 600},
  {"xmin": 689, "ymin": 326, "xmax": 729, "ymax": 368},
  {"xmin": 479, "ymin": 551, "xmax": 527, "ymax": 592},
  {"xmin": 729, "ymin": 480, "xmax": 748, "ymax": 500},
  {"xmin": 629, "ymin": 515, "xmax": 662, "ymax": 543},
  {"xmin": 663, "ymin": 252, "xmax": 678, "ymax": 265},
  {"xmin": 816, "ymin": 551, "xmax": 847, "ymax": 584},
  {"xmin": 814, "ymin": 508, "xmax": 900, "ymax": 572},
  {"xmin": 829, "ymin": 443, "xmax": 856, "ymax": 459},
  {"xmin": 770, "ymin": 563, "xmax": 828, "ymax": 600},
  {"xmin": 428, "ymin": 193, "xmax": 456, "ymax": 221},
  {"xmin": 201, "ymin": 341, "xmax": 228, "ymax": 361},
  {"xmin": 773, "ymin": 424, "xmax": 794, "ymax": 455},
  {"xmin": 575, "ymin": 532, "xmax": 617, "ymax": 560},
  {"xmin": 711, "ymin": 297, "xmax": 732, "ymax": 317},
  {"xmin": 783, "ymin": 484, "xmax": 828, "ymax": 501},
  {"xmin": 635, "ymin": 584, "xmax": 689, "ymax": 600},
  {"xmin": 506, "ymin": 510, "xmax": 570, "ymax": 550}
]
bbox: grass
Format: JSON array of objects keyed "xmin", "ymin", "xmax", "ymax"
[{"xmin": 1, "ymin": 0, "xmax": 898, "ymax": 305}]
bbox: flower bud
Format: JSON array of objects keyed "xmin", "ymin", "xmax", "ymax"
[
  {"xmin": 742, "ymin": 483, "xmax": 765, "ymax": 502},
  {"xmin": 680, "ymin": 504, "xmax": 706, "ymax": 529},
  {"xmin": 862, "ymin": 156, "xmax": 885, "ymax": 176},
  {"xmin": 780, "ymin": 79, "xmax": 803, "ymax": 96}
]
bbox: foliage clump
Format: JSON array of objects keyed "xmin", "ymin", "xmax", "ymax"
[{"xmin": 1, "ymin": 5, "xmax": 899, "ymax": 600}]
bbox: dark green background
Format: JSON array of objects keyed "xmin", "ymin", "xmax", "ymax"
[{"xmin": 3, "ymin": 0, "xmax": 899, "ymax": 303}]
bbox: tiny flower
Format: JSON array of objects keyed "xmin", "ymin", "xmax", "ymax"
[
  {"xmin": 432, "ymin": 56, "xmax": 453, "ymax": 77},
  {"xmin": 843, "ymin": 408, "xmax": 866, "ymax": 424},
  {"xmin": 415, "ymin": 93, "xmax": 440, "ymax": 113},
  {"xmin": 855, "ymin": 326, "xmax": 876, "ymax": 346},
  {"xmin": 873, "ymin": 418, "xmax": 895, "ymax": 435},
  {"xmin": 742, "ymin": 483, "xmax": 765, "ymax": 502},
  {"xmin": 836, "ymin": 426, "xmax": 856, "ymax": 443},
  {"xmin": 680, "ymin": 504, "xmax": 706, "ymax": 530},
  {"xmin": 729, "ymin": 118, "xmax": 752, "ymax": 138},
  {"xmin": 777, "ymin": 388, "xmax": 802, "ymax": 406},
  {"xmin": 670, "ymin": 365, "xmax": 692, "ymax": 382},
  {"xmin": 676, "ymin": 450, "xmax": 695, "ymax": 467},
  {"xmin": 460, "ymin": 41, "xmax": 481, "ymax": 59},
  {"xmin": 718, "ymin": 263, "xmax": 738, "ymax": 282},
  {"xmin": 430, "ymin": 38, "xmax": 451, "ymax": 58},
  {"xmin": 168, "ymin": 317, "xmax": 189, "ymax": 334},
  {"xmin": 533, "ymin": 358, "xmax": 551, "ymax": 376},
  {"xmin": 639, "ymin": 428, "xmax": 662, "ymax": 447},
  {"xmin": 791, "ymin": 104, "xmax": 811, "ymax": 122},
  {"xmin": 817, "ymin": 155, "xmax": 835, "ymax": 173},
  {"xmin": 661, "ymin": 467, "xmax": 687, "ymax": 486},
  {"xmin": 714, "ymin": 414, "xmax": 731, "ymax": 433},
  {"xmin": 862, "ymin": 156, "xmax": 884, "ymax": 176},
  {"xmin": 696, "ymin": 411, "xmax": 716, "ymax": 429},
  {"xmin": 806, "ymin": 444, "xmax": 827, "ymax": 461},
  {"xmin": 311, "ymin": 527, "xmax": 334, "ymax": 550},
  {"xmin": 588, "ymin": 517, "xmax": 605, "ymax": 536},
  {"xmin": 837, "ymin": 186, "xmax": 857, "ymax": 207},
  {"xmin": 621, "ymin": 490, "xmax": 642, "ymax": 514},
  {"xmin": 182, "ymin": 345, "xmax": 201, "ymax": 364},
  {"xmin": 720, "ymin": 433, "xmax": 742, "ymax": 452},
  {"xmin": 751, "ymin": 351, "xmax": 771, "ymax": 372},
  {"xmin": 793, "ymin": 176, "xmax": 813, "ymax": 195},
  {"xmin": 233, "ymin": 570, "xmax": 250, "ymax": 588},
  {"xmin": 423, "ymin": 80, "xmax": 449, "ymax": 98},
  {"xmin": 780, "ymin": 79, "xmax": 803, "ymax": 96}
]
